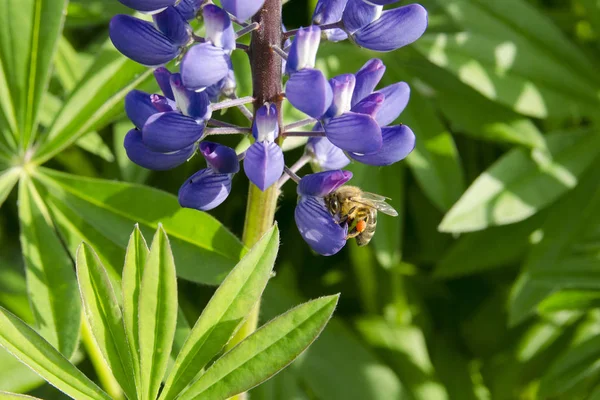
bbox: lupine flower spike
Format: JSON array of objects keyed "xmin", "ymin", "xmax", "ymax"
[{"xmin": 111, "ymin": 0, "xmax": 427, "ymax": 255}]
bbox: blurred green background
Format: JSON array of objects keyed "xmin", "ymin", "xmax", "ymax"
[{"xmin": 1, "ymin": 0, "xmax": 600, "ymax": 398}]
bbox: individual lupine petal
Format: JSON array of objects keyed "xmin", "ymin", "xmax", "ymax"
[
  {"xmin": 353, "ymin": 4, "xmax": 428, "ymax": 52},
  {"xmin": 286, "ymin": 68, "xmax": 333, "ymax": 119},
  {"xmin": 350, "ymin": 92, "xmax": 385, "ymax": 118},
  {"xmin": 306, "ymin": 137, "xmax": 350, "ymax": 171},
  {"xmin": 203, "ymin": 4, "xmax": 236, "ymax": 52},
  {"xmin": 118, "ymin": 0, "xmax": 175, "ymax": 12},
  {"xmin": 297, "ymin": 170, "xmax": 352, "ymax": 197},
  {"xmin": 109, "ymin": 14, "xmax": 180, "ymax": 66},
  {"xmin": 124, "ymin": 129, "xmax": 194, "ymax": 170},
  {"xmin": 154, "ymin": 67, "xmax": 175, "ymax": 100},
  {"xmin": 285, "ymin": 26, "xmax": 321, "ymax": 74},
  {"xmin": 325, "ymin": 74, "xmax": 355, "ymax": 118},
  {"xmin": 252, "ymin": 104, "xmax": 279, "ymax": 142},
  {"xmin": 142, "ymin": 112, "xmax": 205, "ymax": 152},
  {"xmin": 169, "ymin": 73, "xmax": 211, "ymax": 120},
  {"xmin": 243, "ymin": 142, "xmax": 284, "ymax": 191},
  {"xmin": 295, "ymin": 196, "xmax": 348, "ymax": 256},
  {"xmin": 364, "ymin": 0, "xmax": 401, "ymax": 4},
  {"xmin": 200, "ymin": 142, "xmax": 240, "ymax": 174},
  {"xmin": 175, "ymin": 0, "xmax": 203, "ymax": 20},
  {"xmin": 125, "ymin": 90, "xmax": 158, "ymax": 129},
  {"xmin": 178, "ymin": 169, "xmax": 232, "ymax": 211},
  {"xmin": 351, "ymin": 58, "xmax": 385, "ymax": 106},
  {"xmin": 349, "ymin": 125, "xmax": 415, "ymax": 165},
  {"xmin": 324, "ymin": 112, "xmax": 382, "ymax": 154},
  {"xmin": 342, "ymin": 0, "xmax": 382, "ymax": 33},
  {"xmin": 150, "ymin": 94, "xmax": 176, "ymax": 112},
  {"xmin": 221, "ymin": 0, "xmax": 266, "ymax": 21},
  {"xmin": 153, "ymin": 6, "xmax": 191, "ymax": 46},
  {"xmin": 205, "ymin": 58, "xmax": 236, "ymax": 101},
  {"xmin": 180, "ymin": 43, "xmax": 230, "ymax": 90},
  {"xmin": 313, "ymin": 0, "xmax": 349, "ymax": 41},
  {"xmin": 375, "ymin": 82, "xmax": 410, "ymax": 126}
]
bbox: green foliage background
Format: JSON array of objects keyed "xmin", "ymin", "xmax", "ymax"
[{"xmin": 1, "ymin": 0, "xmax": 600, "ymax": 398}]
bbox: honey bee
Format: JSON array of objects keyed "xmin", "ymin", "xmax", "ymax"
[{"xmin": 324, "ymin": 186, "xmax": 398, "ymax": 246}]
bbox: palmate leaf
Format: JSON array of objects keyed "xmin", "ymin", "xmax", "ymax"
[
  {"xmin": 76, "ymin": 243, "xmax": 138, "ymax": 400},
  {"xmin": 0, "ymin": 167, "xmax": 19, "ymax": 209},
  {"xmin": 34, "ymin": 168, "xmax": 244, "ymax": 284},
  {"xmin": 177, "ymin": 295, "xmax": 339, "ymax": 400},
  {"xmin": 17, "ymin": 177, "xmax": 81, "ymax": 358},
  {"xmin": 440, "ymin": 130, "xmax": 600, "ymax": 233},
  {"xmin": 0, "ymin": 392, "xmax": 43, "ymax": 400},
  {"xmin": 160, "ymin": 225, "xmax": 279, "ymax": 400},
  {"xmin": 0, "ymin": 0, "xmax": 67, "ymax": 148},
  {"xmin": 138, "ymin": 227, "xmax": 178, "ymax": 400},
  {"xmin": 0, "ymin": 306, "xmax": 110, "ymax": 400}
]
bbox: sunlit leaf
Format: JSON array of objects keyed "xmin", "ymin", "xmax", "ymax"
[{"xmin": 0, "ymin": 167, "xmax": 19, "ymax": 209}]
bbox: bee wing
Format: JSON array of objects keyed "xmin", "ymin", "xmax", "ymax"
[
  {"xmin": 350, "ymin": 196, "xmax": 399, "ymax": 217},
  {"xmin": 360, "ymin": 192, "xmax": 390, "ymax": 202},
  {"xmin": 372, "ymin": 202, "xmax": 399, "ymax": 216}
]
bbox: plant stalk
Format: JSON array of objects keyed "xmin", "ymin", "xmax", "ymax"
[{"xmin": 226, "ymin": 1, "xmax": 283, "ymax": 398}]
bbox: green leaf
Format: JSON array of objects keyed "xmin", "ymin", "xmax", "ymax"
[
  {"xmin": 121, "ymin": 225, "xmax": 149, "ymax": 391},
  {"xmin": 177, "ymin": 295, "xmax": 339, "ymax": 400},
  {"xmin": 35, "ymin": 168, "xmax": 244, "ymax": 284},
  {"xmin": 76, "ymin": 243, "xmax": 137, "ymax": 400},
  {"xmin": 160, "ymin": 225, "xmax": 279, "ymax": 400},
  {"xmin": 0, "ymin": 306, "xmax": 110, "ymax": 400},
  {"xmin": 0, "ymin": 0, "xmax": 67, "ymax": 147},
  {"xmin": 54, "ymin": 36, "xmax": 84, "ymax": 93},
  {"xmin": 509, "ymin": 158, "xmax": 600, "ymax": 324},
  {"xmin": 0, "ymin": 167, "xmax": 19, "ymax": 209},
  {"xmin": 113, "ymin": 119, "xmax": 149, "ymax": 183},
  {"xmin": 33, "ymin": 45, "xmax": 153, "ymax": 164},
  {"xmin": 18, "ymin": 177, "xmax": 81, "ymax": 357},
  {"xmin": 0, "ymin": 392, "xmax": 43, "ymax": 399},
  {"xmin": 538, "ymin": 291, "xmax": 600, "ymax": 314},
  {"xmin": 403, "ymin": 88, "xmax": 465, "ymax": 212},
  {"xmin": 0, "ymin": 348, "xmax": 43, "ymax": 393},
  {"xmin": 76, "ymin": 132, "xmax": 115, "ymax": 162},
  {"xmin": 539, "ymin": 336, "xmax": 600, "ymax": 397},
  {"xmin": 434, "ymin": 212, "xmax": 545, "ymax": 278},
  {"xmin": 138, "ymin": 226, "xmax": 178, "ymax": 400},
  {"xmin": 440, "ymin": 130, "xmax": 600, "ymax": 233}
]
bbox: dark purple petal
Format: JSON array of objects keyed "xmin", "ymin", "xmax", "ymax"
[
  {"xmin": 200, "ymin": 142, "xmax": 240, "ymax": 174},
  {"xmin": 375, "ymin": 82, "xmax": 410, "ymax": 126},
  {"xmin": 286, "ymin": 68, "xmax": 333, "ymax": 119},
  {"xmin": 203, "ymin": 5, "xmax": 236, "ymax": 52},
  {"xmin": 221, "ymin": 0, "xmax": 266, "ymax": 21},
  {"xmin": 150, "ymin": 94, "xmax": 176, "ymax": 112},
  {"xmin": 349, "ymin": 124, "xmax": 415, "ymax": 165},
  {"xmin": 178, "ymin": 169, "xmax": 232, "ymax": 211},
  {"xmin": 253, "ymin": 104, "xmax": 279, "ymax": 142},
  {"xmin": 181, "ymin": 43, "xmax": 230, "ymax": 90},
  {"xmin": 297, "ymin": 170, "xmax": 352, "ymax": 197},
  {"xmin": 118, "ymin": 0, "xmax": 175, "ymax": 12},
  {"xmin": 124, "ymin": 129, "xmax": 194, "ymax": 170},
  {"xmin": 170, "ymin": 73, "xmax": 211, "ymax": 120},
  {"xmin": 285, "ymin": 26, "xmax": 321, "ymax": 74},
  {"xmin": 243, "ymin": 142, "xmax": 284, "ymax": 191},
  {"xmin": 295, "ymin": 196, "xmax": 348, "ymax": 256},
  {"xmin": 109, "ymin": 14, "xmax": 180, "ymax": 66},
  {"xmin": 352, "ymin": 58, "xmax": 386, "ymax": 106},
  {"xmin": 306, "ymin": 136, "xmax": 350, "ymax": 170},
  {"xmin": 142, "ymin": 112, "xmax": 205, "ymax": 152},
  {"xmin": 353, "ymin": 4, "xmax": 428, "ymax": 52},
  {"xmin": 175, "ymin": 0, "xmax": 203, "ymax": 20},
  {"xmin": 342, "ymin": 0, "xmax": 381, "ymax": 33},
  {"xmin": 350, "ymin": 92, "xmax": 384, "ymax": 118},
  {"xmin": 324, "ymin": 112, "xmax": 382, "ymax": 154},
  {"xmin": 125, "ymin": 90, "xmax": 158, "ymax": 129},
  {"xmin": 154, "ymin": 67, "xmax": 175, "ymax": 100},
  {"xmin": 325, "ymin": 74, "xmax": 355, "ymax": 118},
  {"xmin": 153, "ymin": 6, "xmax": 190, "ymax": 46}
]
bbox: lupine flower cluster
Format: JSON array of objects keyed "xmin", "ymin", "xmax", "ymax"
[{"xmin": 109, "ymin": 0, "xmax": 427, "ymax": 256}]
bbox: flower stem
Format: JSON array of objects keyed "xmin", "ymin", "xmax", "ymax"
[{"xmin": 226, "ymin": 1, "xmax": 283, "ymax": 398}]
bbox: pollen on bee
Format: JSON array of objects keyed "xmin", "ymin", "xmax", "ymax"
[{"xmin": 356, "ymin": 220, "xmax": 367, "ymax": 233}]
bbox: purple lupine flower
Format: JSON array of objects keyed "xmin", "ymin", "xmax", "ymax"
[
  {"xmin": 295, "ymin": 170, "xmax": 353, "ymax": 256},
  {"xmin": 175, "ymin": 0, "xmax": 203, "ymax": 20},
  {"xmin": 118, "ymin": 0, "xmax": 175, "ymax": 13},
  {"xmin": 312, "ymin": 0, "xmax": 349, "ymax": 41},
  {"xmin": 221, "ymin": 0, "xmax": 266, "ymax": 21},
  {"xmin": 285, "ymin": 26, "xmax": 333, "ymax": 119},
  {"xmin": 203, "ymin": 5, "xmax": 236, "ymax": 52},
  {"xmin": 352, "ymin": 4, "xmax": 428, "ymax": 52},
  {"xmin": 351, "ymin": 58, "xmax": 386, "ymax": 106},
  {"xmin": 153, "ymin": 7, "xmax": 191, "ymax": 46},
  {"xmin": 109, "ymin": 14, "xmax": 186, "ymax": 66},
  {"xmin": 342, "ymin": 0, "xmax": 382, "ymax": 33},
  {"xmin": 179, "ymin": 142, "xmax": 240, "ymax": 211},
  {"xmin": 124, "ymin": 129, "xmax": 195, "ymax": 170},
  {"xmin": 306, "ymin": 136, "xmax": 350, "ymax": 171},
  {"xmin": 244, "ymin": 104, "xmax": 284, "ymax": 191}
]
